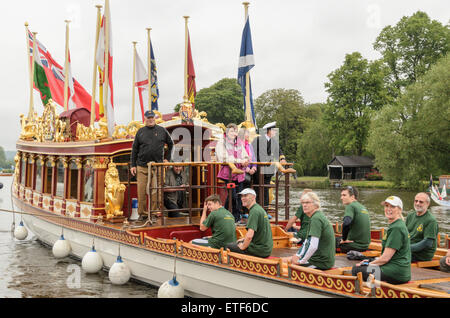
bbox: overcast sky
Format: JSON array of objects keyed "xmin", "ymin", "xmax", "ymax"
[{"xmin": 0, "ymin": 0, "xmax": 448, "ymax": 151}]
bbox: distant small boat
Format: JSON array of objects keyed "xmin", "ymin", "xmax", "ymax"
[{"xmin": 430, "ymin": 183, "xmax": 450, "ymax": 207}]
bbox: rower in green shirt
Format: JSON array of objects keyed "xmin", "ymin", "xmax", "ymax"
[
  {"xmin": 352, "ymin": 196, "xmax": 411, "ymax": 285},
  {"xmin": 283, "ymin": 191, "xmax": 335, "ymax": 270},
  {"xmin": 284, "ymin": 189, "xmax": 313, "ymax": 244},
  {"xmin": 336, "ymin": 186, "xmax": 371, "ymax": 253},
  {"xmin": 192, "ymin": 194, "xmax": 236, "ymax": 249},
  {"xmin": 226, "ymin": 188, "xmax": 273, "ymax": 258},
  {"xmin": 406, "ymin": 192, "xmax": 439, "ymax": 262}
]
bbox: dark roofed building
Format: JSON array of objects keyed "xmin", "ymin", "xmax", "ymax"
[{"xmin": 327, "ymin": 156, "xmax": 374, "ymax": 180}]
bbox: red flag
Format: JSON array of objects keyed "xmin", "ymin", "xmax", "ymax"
[
  {"xmin": 187, "ymin": 32, "xmax": 196, "ymax": 107},
  {"xmin": 27, "ymin": 29, "xmax": 100, "ymax": 120}
]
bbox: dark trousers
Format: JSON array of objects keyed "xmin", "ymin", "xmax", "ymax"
[
  {"xmin": 253, "ymin": 173, "xmax": 273, "ymax": 207},
  {"xmin": 351, "ymin": 265, "xmax": 408, "ymax": 285},
  {"xmin": 335, "ymin": 236, "xmax": 367, "ymax": 253},
  {"xmin": 225, "ymin": 241, "xmax": 270, "ymax": 258},
  {"xmin": 164, "ymin": 193, "xmax": 184, "ymax": 217},
  {"xmin": 224, "ymin": 181, "xmax": 244, "ymax": 222}
]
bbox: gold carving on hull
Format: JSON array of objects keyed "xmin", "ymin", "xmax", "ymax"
[{"xmin": 104, "ymin": 162, "xmax": 125, "ymax": 219}]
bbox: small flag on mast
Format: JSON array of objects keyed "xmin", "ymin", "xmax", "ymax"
[
  {"xmin": 95, "ymin": 0, "xmax": 115, "ymax": 136},
  {"xmin": 149, "ymin": 41, "xmax": 159, "ymax": 111},
  {"xmin": 187, "ymin": 31, "xmax": 196, "ymax": 106},
  {"xmin": 134, "ymin": 50, "xmax": 149, "ymax": 121},
  {"xmin": 237, "ymin": 15, "xmax": 256, "ymax": 126}
]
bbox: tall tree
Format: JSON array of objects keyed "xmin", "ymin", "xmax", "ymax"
[
  {"xmin": 374, "ymin": 11, "xmax": 450, "ymax": 97},
  {"xmin": 174, "ymin": 78, "xmax": 244, "ymax": 125},
  {"xmin": 254, "ymin": 89, "xmax": 307, "ymax": 162},
  {"xmin": 324, "ymin": 52, "xmax": 390, "ymax": 156},
  {"xmin": 295, "ymin": 104, "xmax": 333, "ymax": 176},
  {"xmin": 367, "ymin": 53, "xmax": 450, "ymax": 189}
]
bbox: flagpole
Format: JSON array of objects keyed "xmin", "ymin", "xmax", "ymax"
[
  {"xmin": 30, "ymin": 32, "xmax": 38, "ymax": 120},
  {"xmin": 63, "ymin": 20, "xmax": 71, "ymax": 112},
  {"xmin": 243, "ymin": 2, "xmax": 252, "ymax": 124},
  {"xmin": 90, "ymin": 5, "xmax": 102, "ymax": 126},
  {"xmin": 146, "ymin": 28, "xmax": 152, "ymax": 111},
  {"xmin": 132, "ymin": 41, "xmax": 137, "ymax": 121},
  {"xmin": 103, "ymin": 0, "xmax": 110, "ymax": 131},
  {"xmin": 25, "ymin": 22, "xmax": 34, "ymax": 120},
  {"xmin": 183, "ymin": 16, "xmax": 189, "ymax": 103}
]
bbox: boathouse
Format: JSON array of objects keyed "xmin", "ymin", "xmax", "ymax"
[{"xmin": 327, "ymin": 156, "xmax": 374, "ymax": 180}]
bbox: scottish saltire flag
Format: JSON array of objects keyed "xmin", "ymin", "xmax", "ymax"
[
  {"xmin": 150, "ymin": 41, "xmax": 159, "ymax": 110},
  {"xmin": 237, "ymin": 16, "xmax": 256, "ymax": 126}
]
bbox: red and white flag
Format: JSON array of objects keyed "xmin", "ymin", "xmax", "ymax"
[
  {"xmin": 96, "ymin": 0, "xmax": 115, "ymax": 136},
  {"xmin": 27, "ymin": 28, "xmax": 99, "ymax": 117},
  {"xmin": 134, "ymin": 50, "xmax": 149, "ymax": 122},
  {"xmin": 65, "ymin": 51, "xmax": 75, "ymax": 109}
]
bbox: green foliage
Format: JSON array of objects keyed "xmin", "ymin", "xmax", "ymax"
[
  {"xmin": 324, "ymin": 52, "xmax": 391, "ymax": 156},
  {"xmin": 367, "ymin": 53, "xmax": 450, "ymax": 189},
  {"xmin": 175, "ymin": 78, "xmax": 244, "ymax": 125},
  {"xmin": 295, "ymin": 108, "xmax": 333, "ymax": 176},
  {"xmin": 374, "ymin": 11, "xmax": 450, "ymax": 96}
]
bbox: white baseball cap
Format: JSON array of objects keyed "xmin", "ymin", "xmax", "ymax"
[
  {"xmin": 239, "ymin": 188, "xmax": 256, "ymax": 196},
  {"xmin": 381, "ymin": 196, "xmax": 403, "ymax": 210}
]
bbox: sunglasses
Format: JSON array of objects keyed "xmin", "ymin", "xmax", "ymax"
[{"xmin": 414, "ymin": 200, "xmax": 426, "ymax": 204}]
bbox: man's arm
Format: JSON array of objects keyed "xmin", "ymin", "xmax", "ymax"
[
  {"xmin": 410, "ymin": 238, "xmax": 435, "ymax": 252},
  {"xmin": 341, "ymin": 216, "xmax": 353, "ymax": 241},
  {"xmin": 239, "ymin": 229, "xmax": 254, "ymax": 250},
  {"xmin": 199, "ymin": 203, "xmax": 209, "ymax": 232}
]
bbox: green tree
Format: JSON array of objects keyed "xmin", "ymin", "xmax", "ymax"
[
  {"xmin": 295, "ymin": 104, "xmax": 333, "ymax": 176},
  {"xmin": 367, "ymin": 54, "xmax": 450, "ymax": 189},
  {"xmin": 324, "ymin": 52, "xmax": 390, "ymax": 156},
  {"xmin": 374, "ymin": 11, "xmax": 450, "ymax": 97},
  {"xmin": 174, "ymin": 78, "xmax": 244, "ymax": 125},
  {"xmin": 254, "ymin": 89, "xmax": 308, "ymax": 162},
  {"xmin": 0, "ymin": 146, "xmax": 6, "ymax": 168}
]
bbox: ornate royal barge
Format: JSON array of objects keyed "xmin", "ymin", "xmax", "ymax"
[{"xmin": 9, "ymin": 100, "xmax": 450, "ymax": 298}]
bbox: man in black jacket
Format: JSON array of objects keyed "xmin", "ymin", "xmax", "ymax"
[
  {"xmin": 251, "ymin": 122, "xmax": 292, "ymax": 207},
  {"xmin": 130, "ymin": 110, "xmax": 173, "ymax": 221}
]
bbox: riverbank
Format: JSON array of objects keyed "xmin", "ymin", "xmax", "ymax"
[{"xmin": 283, "ymin": 176, "xmax": 429, "ymax": 190}]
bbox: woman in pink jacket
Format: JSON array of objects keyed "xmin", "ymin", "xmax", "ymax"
[{"xmin": 215, "ymin": 123, "xmax": 249, "ymax": 222}]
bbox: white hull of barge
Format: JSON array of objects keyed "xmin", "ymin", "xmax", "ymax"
[{"xmin": 19, "ymin": 212, "xmax": 331, "ymax": 298}]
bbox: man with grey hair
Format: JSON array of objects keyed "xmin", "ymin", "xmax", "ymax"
[
  {"xmin": 283, "ymin": 191, "xmax": 335, "ymax": 270},
  {"xmin": 406, "ymin": 192, "xmax": 439, "ymax": 262}
]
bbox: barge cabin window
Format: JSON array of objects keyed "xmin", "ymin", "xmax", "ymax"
[
  {"xmin": 68, "ymin": 161, "xmax": 78, "ymax": 200},
  {"xmin": 83, "ymin": 163, "xmax": 94, "ymax": 203},
  {"xmin": 35, "ymin": 159, "xmax": 42, "ymax": 192},
  {"xmin": 20, "ymin": 157, "xmax": 26, "ymax": 185},
  {"xmin": 44, "ymin": 160, "xmax": 53, "ymax": 194},
  {"xmin": 26, "ymin": 157, "xmax": 33, "ymax": 188},
  {"xmin": 56, "ymin": 159, "xmax": 65, "ymax": 198}
]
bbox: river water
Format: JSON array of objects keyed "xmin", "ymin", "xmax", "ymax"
[{"xmin": 0, "ymin": 176, "xmax": 448, "ymax": 298}]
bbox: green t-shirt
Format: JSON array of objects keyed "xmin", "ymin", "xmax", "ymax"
[
  {"xmin": 344, "ymin": 201, "xmax": 371, "ymax": 250},
  {"xmin": 295, "ymin": 205, "xmax": 310, "ymax": 240},
  {"xmin": 246, "ymin": 203, "xmax": 273, "ymax": 258},
  {"xmin": 406, "ymin": 210, "xmax": 438, "ymax": 261},
  {"xmin": 203, "ymin": 207, "xmax": 237, "ymax": 249},
  {"xmin": 381, "ymin": 219, "xmax": 411, "ymax": 283},
  {"xmin": 306, "ymin": 210, "xmax": 336, "ymax": 270}
]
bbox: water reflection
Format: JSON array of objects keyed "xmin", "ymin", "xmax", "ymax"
[{"xmin": 0, "ymin": 176, "xmax": 157, "ymax": 298}]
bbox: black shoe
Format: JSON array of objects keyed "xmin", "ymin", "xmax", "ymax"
[
  {"xmin": 137, "ymin": 214, "xmax": 148, "ymax": 222},
  {"xmin": 168, "ymin": 212, "xmax": 181, "ymax": 218}
]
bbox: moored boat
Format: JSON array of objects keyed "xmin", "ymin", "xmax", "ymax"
[{"xmin": 10, "ymin": 103, "xmax": 450, "ymax": 298}]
